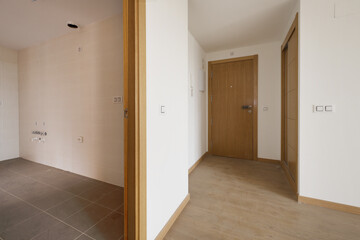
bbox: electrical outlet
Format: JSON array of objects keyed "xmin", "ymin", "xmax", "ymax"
[{"xmin": 77, "ymin": 136, "xmax": 84, "ymax": 143}]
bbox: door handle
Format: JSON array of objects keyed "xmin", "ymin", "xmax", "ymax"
[{"xmin": 242, "ymin": 105, "xmax": 253, "ymax": 110}]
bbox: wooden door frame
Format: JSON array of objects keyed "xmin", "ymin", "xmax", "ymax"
[
  {"xmin": 123, "ymin": 0, "xmax": 146, "ymax": 239},
  {"xmin": 281, "ymin": 13, "xmax": 299, "ymax": 194},
  {"xmin": 208, "ymin": 55, "xmax": 258, "ymax": 161}
]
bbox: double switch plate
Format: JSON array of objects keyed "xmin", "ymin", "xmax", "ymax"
[{"xmin": 313, "ymin": 105, "xmax": 334, "ymax": 113}]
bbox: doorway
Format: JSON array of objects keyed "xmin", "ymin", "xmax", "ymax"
[
  {"xmin": 123, "ymin": 0, "xmax": 146, "ymax": 239},
  {"xmin": 281, "ymin": 14, "xmax": 299, "ymax": 194},
  {"xmin": 208, "ymin": 55, "xmax": 258, "ymax": 160}
]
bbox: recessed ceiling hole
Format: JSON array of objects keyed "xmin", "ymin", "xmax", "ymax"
[{"xmin": 67, "ymin": 22, "xmax": 79, "ymax": 29}]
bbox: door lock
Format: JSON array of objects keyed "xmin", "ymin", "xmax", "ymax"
[{"xmin": 124, "ymin": 108, "xmax": 128, "ymax": 119}]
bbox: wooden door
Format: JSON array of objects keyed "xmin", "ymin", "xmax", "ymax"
[
  {"xmin": 285, "ymin": 29, "xmax": 298, "ymax": 180},
  {"xmin": 281, "ymin": 13, "xmax": 298, "ymax": 193},
  {"xmin": 210, "ymin": 57, "xmax": 257, "ymax": 160}
]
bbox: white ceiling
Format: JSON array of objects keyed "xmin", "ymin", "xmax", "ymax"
[
  {"xmin": 189, "ymin": 0, "xmax": 297, "ymax": 52},
  {"xmin": 0, "ymin": 0, "xmax": 122, "ymax": 50}
]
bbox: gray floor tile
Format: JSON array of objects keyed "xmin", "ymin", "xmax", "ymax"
[
  {"xmin": 85, "ymin": 212, "xmax": 124, "ymax": 240},
  {"xmin": 8, "ymin": 182, "xmax": 74, "ymax": 211},
  {"xmin": 79, "ymin": 183, "xmax": 118, "ymax": 202},
  {"xmin": 30, "ymin": 190, "xmax": 74, "ymax": 211},
  {"xmin": 0, "ymin": 170, "xmax": 37, "ymax": 191},
  {"xmin": 76, "ymin": 235, "xmax": 93, "ymax": 240},
  {"xmin": 31, "ymin": 168, "xmax": 66, "ymax": 182},
  {"xmin": 1, "ymin": 213, "xmax": 59, "ymax": 240},
  {"xmin": 32, "ymin": 222, "xmax": 82, "ymax": 240},
  {"xmin": 0, "ymin": 158, "xmax": 124, "ymax": 239},
  {"xmin": 0, "ymin": 158, "xmax": 32, "ymax": 169},
  {"xmin": 96, "ymin": 189, "xmax": 124, "ymax": 210},
  {"xmin": 13, "ymin": 163, "xmax": 51, "ymax": 177},
  {"xmin": 116, "ymin": 204, "xmax": 124, "ymax": 215},
  {"xmin": 1, "ymin": 159, "xmax": 44, "ymax": 175},
  {"xmin": 32, "ymin": 169, "xmax": 83, "ymax": 188},
  {"xmin": 0, "ymin": 201, "xmax": 41, "ymax": 234},
  {"xmin": 63, "ymin": 204, "xmax": 112, "ymax": 232},
  {"xmin": 64, "ymin": 179, "xmax": 101, "ymax": 195},
  {"xmin": 47, "ymin": 197, "xmax": 92, "ymax": 221},
  {"xmin": 0, "ymin": 190, "xmax": 23, "ymax": 212}
]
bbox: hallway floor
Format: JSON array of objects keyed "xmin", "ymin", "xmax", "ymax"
[
  {"xmin": 0, "ymin": 158, "xmax": 124, "ymax": 240},
  {"xmin": 165, "ymin": 155, "xmax": 360, "ymax": 240}
]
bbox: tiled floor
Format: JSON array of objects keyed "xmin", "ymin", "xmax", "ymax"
[{"xmin": 0, "ymin": 158, "xmax": 124, "ymax": 240}]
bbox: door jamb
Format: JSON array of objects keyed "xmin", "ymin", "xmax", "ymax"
[
  {"xmin": 281, "ymin": 13, "xmax": 299, "ymax": 195},
  {"xmin": 208, "ymin": 55, "xmax": 258, "ymax": 161},
  {"xmin": 123, "ymin": 0, "xmax": 146, "ymax": 239}
]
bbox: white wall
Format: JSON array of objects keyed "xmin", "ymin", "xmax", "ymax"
[
  {"xmin": 299, "ymin": 0, "xmax": 360, "ymax": 207},
  {"xmin": 282, "ymin": 0, "xmax": 300, "ymax": 40},
  {"xmin": 206, "ymin": 42, "xmax": 282, "ymax": 160},
  {"xmin": 18, "ymin": 15, "xmax": 124, "ymax": 186},
  {"xmin": 188, "ymin": 32, "xmax": 207, "ymax": 168},
  {"xmin": 146, "ymin": 0, "xmax": 189, "ymax": 239},
  {"xmin": 0, "ymin": 46, "xmax": 19, "ymax": 161}
]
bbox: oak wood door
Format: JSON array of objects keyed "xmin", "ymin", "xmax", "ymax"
[
  {"xmin": 210, "ymin": 59, "xmax": 255, "ymax": 160},
  {"xmin": 284, "ymin": 28, "xmax": 298, "ymax": 180}
]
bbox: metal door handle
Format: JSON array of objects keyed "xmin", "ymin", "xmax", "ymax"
[{"xmin": 242, "ymin": 105, "xmax": 252, "ymax": 109}]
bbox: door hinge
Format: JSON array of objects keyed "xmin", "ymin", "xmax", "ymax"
[
  {"xmin": 211, "ymin": 118, "xmax": 213, "ymax": 126},
  {"xmin": 211, "ymin": 96, "xmax": 213, "ymax": 103},
  {"xmin": 211, "ymin": 71, "xmax": 213, "ymax": 79},
  {"xmin": 124, "ymin": 108, "xmax": 128, "ymax": 119}
]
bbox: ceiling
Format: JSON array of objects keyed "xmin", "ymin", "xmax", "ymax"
[
  {"xmin": 0, "ymin": 0, "xmax": 122, "ymax": 50},
  {"xmin": 189, "ymin": 0, "xmax": 297, "ymax": 52}
]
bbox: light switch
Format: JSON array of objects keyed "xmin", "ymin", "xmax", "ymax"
[
  {"xmin": 325, "ymin": 105, "xmax": 333, "ymax": 112},
  {"xmin": 316, "ymin": 106, "xmax": 324, "ymax": 112},
  {"xmin": 263, "ymin": 106, "xmax": 269, "ymax": 111},
  {"xmin": 160, "ymin": 105, "xmax": 166, "ymax": 115}
]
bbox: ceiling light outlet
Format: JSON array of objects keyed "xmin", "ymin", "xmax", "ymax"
[{"xmin": 67, "ymin": 22, "xmax": 79, "ymax": 29}]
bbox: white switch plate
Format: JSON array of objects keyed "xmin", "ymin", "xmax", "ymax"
[
  {"xmin": 313, "ymin": 105, "xmax": 335, "ymax": 113},
  {"xmin": 113, "ymin": 96, "xmax": 123, "ymax": 104},
  {"xmin": 316, "ymin": 106, "xmax": 324, "ymax": 112},
  {"xmin": 325, "ymin": 105, "xmax": 334, "ymax": 112},
  {"xmin": 160, "ymin": 105, "xmax": 166, "ymax": 115}
]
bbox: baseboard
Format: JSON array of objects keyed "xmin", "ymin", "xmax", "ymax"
[
  {"xmin": 188, "ymin": 152, "xmax": 208, "ymax": 175},
  {"xmin": 256, "ymin": 157, "xmax": 280, "ymax": 165},
  {"xmin": 298, "ymin": 196, "xmax": 360, "ymax": 215},
  {"xmin": 155, "ymin": 194, "xmax": 191, "ymax": 240}
]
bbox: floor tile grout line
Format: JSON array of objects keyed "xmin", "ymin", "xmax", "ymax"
[
  {"xmin": 80, "ymin": 206, "xmax": 121, "ymax": 239},
  {"xmin": 0, "ymin": 187, "xmax": 90, "ymax": 239},
  {"xmin": 0, "ymin": 186, "xmax": 45, "ymax": 233},
  {"xmin": 73, "ymin": 233, "xmax": 96, "ymax": 240},
  {"xmin": 6, "ymin": 167, "xmax": 123, "ymax": 212},
  {"xmin": 44, "ymin": 196, "xmax": 93, "ymax": 215},
  {"xmin": 2, "ymin": 161, "xmax": 124, "ymax": 239}
]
